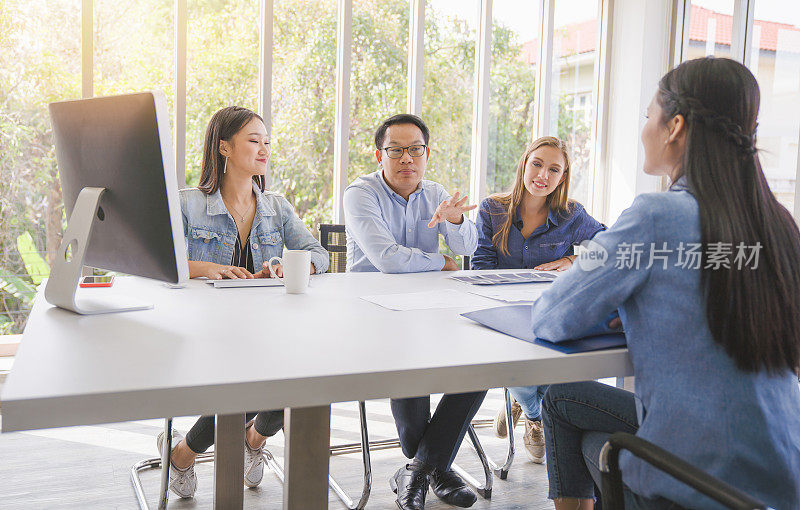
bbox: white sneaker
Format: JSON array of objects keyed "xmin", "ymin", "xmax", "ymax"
[
  {"xmin": 156, "ymin": 430, "xmax": 197, "ymax": 498},
  {"xmin": 523, "ymin": 418, "xmax": 545, "ymax": 464},
  {"xmin": 244, "ymin": 437, "xmax": 266, "ymax": 488}
]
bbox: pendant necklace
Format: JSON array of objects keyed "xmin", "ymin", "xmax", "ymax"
[{"xmin": 226, "ymin": 197, "xmax": 254, "ymax": 222}]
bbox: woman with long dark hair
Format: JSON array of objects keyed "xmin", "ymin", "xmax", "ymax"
[
  {"xmin": 534, "ymin": 57, "xmax": 800, "ymax": 509},
  {"xmin": 156, "ymin": 106, "xmax": 329, "ymax": 499}
]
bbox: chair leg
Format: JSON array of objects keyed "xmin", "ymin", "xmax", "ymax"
[
  {"xmin": 451, "ymin": 424, "xmax": 493, "ymax": 499},
  {"xmin": 328, "ymin": 401, "xmax": 372, "ymax": 510},
  {"xmin": 130, "ymin": 417, "xmax": 174, "ymax": 510},
  {"xmin": 468, "ymin": 388, "xmax": 516, "ymax": 479},
  {"xmin": 496, "ymin": 388, "xmax": 516, "ymax": 479}
]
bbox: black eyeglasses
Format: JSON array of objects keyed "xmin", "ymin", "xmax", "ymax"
[{"xmin": 382, "ymin": 144, "xmax": 427, "ymax": 159}]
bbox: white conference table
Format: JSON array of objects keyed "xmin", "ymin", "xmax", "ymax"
[{"xmin": 1, "ymin": 269, "xmax": 632, "ymax": 509}]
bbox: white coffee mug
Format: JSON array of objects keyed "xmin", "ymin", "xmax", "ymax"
[{"xmin": 268, "ymin": 250, "xmax": 311, "ymax": 294}]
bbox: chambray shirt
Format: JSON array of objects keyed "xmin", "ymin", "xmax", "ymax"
[
  {"xmin": 343, "ymin": 170, "xmax": 478, "ymax": 273},
  {"xmin": 531, "ymin": 178, "xmax": 800, "ymax": 508},
  {"xmin": 471, "ymin": 198, "xmax": 604, "ymax": 269},
  {"xmin": 180, "ymin": 184, "xmax": 329, "ymax": 274}
]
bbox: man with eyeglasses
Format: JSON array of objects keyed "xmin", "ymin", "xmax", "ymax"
[{"xmin": 344, "ymin": 114, "xmax": 485, "ymax": 510}]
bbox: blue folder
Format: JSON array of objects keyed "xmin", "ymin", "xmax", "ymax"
[{"xmin": 461, "ymin": 304, "xmax": 626, "ymax": 354}]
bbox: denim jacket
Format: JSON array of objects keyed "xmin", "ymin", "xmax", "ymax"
[{"xmin": 180, "ymin": 184, "xmax": 329, "ymax": 274}]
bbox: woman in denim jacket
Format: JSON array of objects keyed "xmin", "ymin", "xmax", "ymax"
[
  {"xmin": 537, "ymin": 58, "xmax": 800, "ymax": 509},
  {"xmin": 157, "ymin": 106, "xmax": 329, "ymax": 499},
  {"xmin": 471, "ymin": 136, "xmax": 604, "ymax": 464}
]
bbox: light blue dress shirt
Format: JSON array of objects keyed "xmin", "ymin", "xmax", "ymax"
[
  {"xmin": 531, "ymin": 179, "xmax": 800, "ymax": 508},
  {"xmin": 343, "ymin": 170, "xmax": 478, "ymax": 273}
]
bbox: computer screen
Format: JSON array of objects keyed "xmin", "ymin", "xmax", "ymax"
[{"xmin": 47, "ymin": 91, "xmax": 188, "ymax": 314}]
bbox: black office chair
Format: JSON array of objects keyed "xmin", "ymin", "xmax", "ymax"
[
  {"xmin": 319, "ymin": 223, "xmax": 496, "ymax": 503},
  {"xmin": 319, "ymin": 223, "xmax": 347, "ymax": 274},
  {"xmin": 599, "ymin": 432, "xmax": 772, "ymax": 510}
]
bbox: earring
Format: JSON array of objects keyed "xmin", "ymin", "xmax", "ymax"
[{"xmin": 223, "ymin": 157, "xmax": 228, "ymax": 174}]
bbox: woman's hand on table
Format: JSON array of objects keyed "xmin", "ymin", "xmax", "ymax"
[
  {"xmin": 189, "ymin": 261, "xmax": 254, "ymax": 280},
  {"xmin": 534, "ymin": 256, "xmax": 575, "ymax": 272}
]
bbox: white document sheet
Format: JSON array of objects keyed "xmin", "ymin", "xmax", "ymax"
[
  {"xmin": 467, "ymin": 284, "xmax": 551, "ymax": 304},
  {"xmin": 360, "ymin": 289, "xmax": 494, "ymax": 311}
]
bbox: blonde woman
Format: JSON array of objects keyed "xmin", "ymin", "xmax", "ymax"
[{"xmin": 471, "ymin": 136, "xmax": 604, "ymax": 463}]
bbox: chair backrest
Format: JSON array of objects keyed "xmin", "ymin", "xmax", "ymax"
[
  {"xmin": 319, "ymin": 223, "xmax": 347, "ymax": 273},
  {"xmin": 599, "ymin": 432, "xmax": 771, "ymax": 510}
]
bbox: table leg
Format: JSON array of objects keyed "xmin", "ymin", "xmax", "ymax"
[
  {"xmin": 283, "ymin": 405, "xmax": 331, "ymax": 510},
  {"xmin": 215, "ymin": 413, "xmax": 246, "ymax": 509}
]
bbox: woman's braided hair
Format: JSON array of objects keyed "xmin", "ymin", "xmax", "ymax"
[
  {"xmin": 655, "ymin": 57, "xmax": 800, "ymax": 375},
  {"xmin": 661, "ymin": 89, "xmax": 757, "ymax": 155}
]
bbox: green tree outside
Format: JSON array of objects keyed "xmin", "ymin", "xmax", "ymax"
[{"xmin": 0, "ymin": 0, "xmax": 590, "ymax": 334}]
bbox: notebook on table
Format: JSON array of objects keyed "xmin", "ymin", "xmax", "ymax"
[
  {"xmin": 461, "ymin": 304, "xmax": 626, "ymax": 354},
  {"xmin": 450, "ymin": 271, "xmax": 557, "ymax": 285}
]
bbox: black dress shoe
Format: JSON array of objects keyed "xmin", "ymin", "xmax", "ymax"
[
  {"xmin": 390, "ymin": 465, "xmax": 428, "ymax": 510},
  {"xmin": 428, "ymin": 468, "xmax": 477, "ymax": 508}
]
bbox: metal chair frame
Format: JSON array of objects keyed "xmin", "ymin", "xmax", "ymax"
[{"xmin": 599, "ymin": 432, "xmax": 772, "ymax": 510}]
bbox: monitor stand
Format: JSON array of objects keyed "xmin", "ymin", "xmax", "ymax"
[{"xmin": 44, "ymin": 187, "xmax": 154, "ymax": 315}]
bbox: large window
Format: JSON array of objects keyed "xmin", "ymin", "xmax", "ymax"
[
  {"xmin": 185, "ymin": 1, "xmax": 260, "ymax": 188},
  {"xmin": 421, "ymin": 1, "xmax": 478, "ymax": 196},
  {"xmin": 0, "ymin": 1, "xmax": 80, "ymax": 334},
  {"xmin": 550, "ymin": 0, "xmax": 599, "ymax": 207},
  {"xmin": 750, "ymin": 2, "xmax": 800, "ymax": 213},
  {"xmin": 419, "ymin": 1, "xmax": 479, "ymax": 263},
  {"xmin": 347, "ymin": 0, "xmax": 409, "ymax": 184},
  {"xmin": 486, "ymin": 0, "xmax": 539, "ymax": 195},
  {"xmin": 93, "ymin": 1, "xmax": 175, "ymax": 115},
  {"xmin": 271, "ymin": 0, "xmax": 337, "ymax": 228},
  {"xmin": 684, "ymin": 1, "xmax": 735, "ymax": 59}
]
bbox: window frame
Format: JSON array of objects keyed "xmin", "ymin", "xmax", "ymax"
[
  {"xmin": 76, "ymin": 0, "xmax": 615, "ymax": 225},
  {"xmin": 673, "ymin": 0, "xmax": 800, "ymax": 221}
]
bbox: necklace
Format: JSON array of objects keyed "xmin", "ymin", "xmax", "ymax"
[{"xmin": 226, "ymin": 196, "xmax": 254, "ymax": 222}]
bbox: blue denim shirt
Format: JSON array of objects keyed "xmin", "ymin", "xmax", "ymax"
[
  {"xmin": 180, "ymin": 184, "xmax": 329, "ymax": 274},
  {"xmin": 343, "ymin": 170, "xmax": 478, "ymax": 273},
  {"xmin": 531, "ymin": 179, "xmax": 800, "ymax": 508},
  {"xmin": 471, "ymin": 198, "xmax": 605, "ymax": 269}
]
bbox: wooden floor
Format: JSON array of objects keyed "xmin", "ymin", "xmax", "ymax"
[{"xmin": 0, "ymin": 390, "xmax": 553, "ymax": 509}]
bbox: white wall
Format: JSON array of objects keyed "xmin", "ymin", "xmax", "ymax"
[{"xmin": 602, "ymin": 0, "xmax": 675, "ymax": 225}]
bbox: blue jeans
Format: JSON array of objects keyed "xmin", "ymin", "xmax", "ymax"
[
  {"xmin": 542, "ymin": 381, "xmax": 683, "ymax": 509},
  {"xmin": 508, "ymin": 384, "xmax": 548, "ymax": 419}
]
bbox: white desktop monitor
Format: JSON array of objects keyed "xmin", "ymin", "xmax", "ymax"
[{"xmin": 46, "ymin": 91, "xmax": 189, "ymax": 314}]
